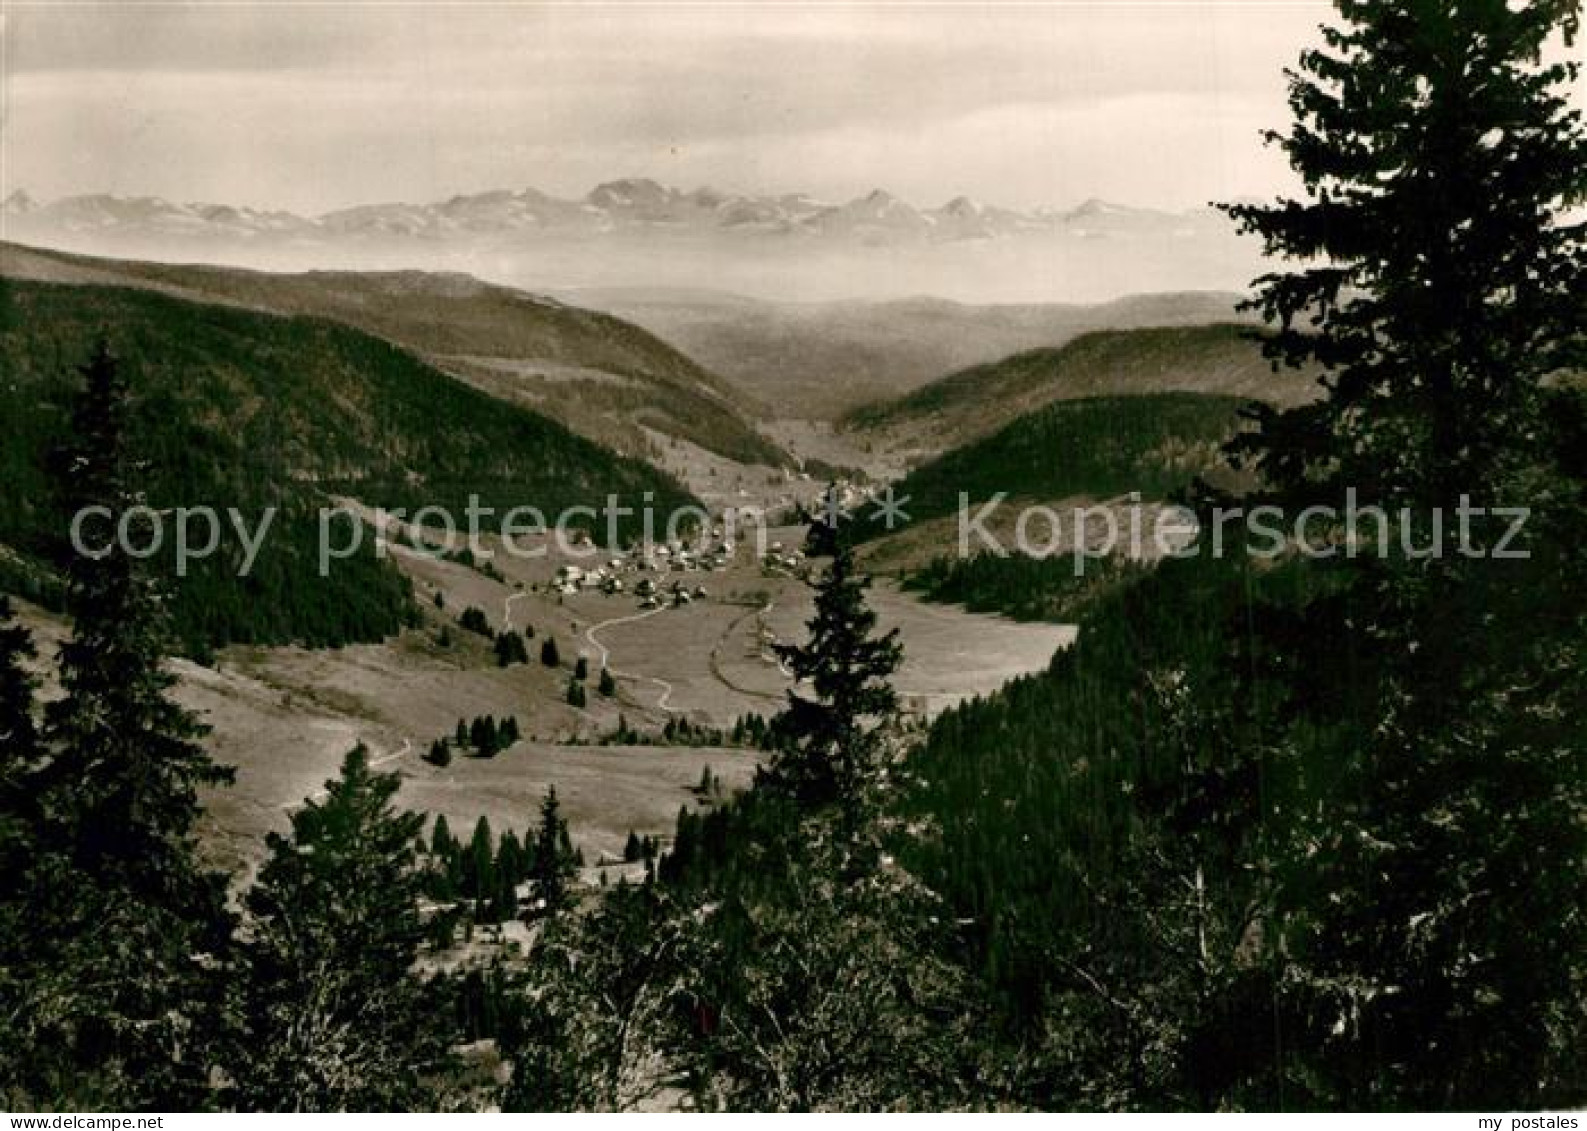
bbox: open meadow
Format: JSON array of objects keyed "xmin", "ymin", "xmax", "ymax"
[{"xmin": 11, "ymin": 518, "xmax": 1074, "ymax": 880}]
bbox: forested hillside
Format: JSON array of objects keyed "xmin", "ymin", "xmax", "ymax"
[
  {"xmin": 901, "ymin": 553, "xmax": 1143, "ymax": 623},
  {"xmin": 0, "ymin": 242, "xmax": 787, "ymax": 466},
  {"xmin": 861, "ymin": 392, "xmax": 1247, "ymax": 539},
  {"xmin": 847, "ymin": 324, "xmax": 1317, "ymax": 455},
  {"xmin": 0, "ymin": 279, "xmax": 698, "ymax": 653}
]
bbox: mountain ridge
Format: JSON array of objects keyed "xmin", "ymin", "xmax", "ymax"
[
  {"xmin": 3, "ymin": 181, "xmax": 1223, "ymax": 247},
  {"xmin": 844, "ymin": 323, "xmax": 1322, "ymax": 455},
  {"xmin": 0, "ymin": 241, "xmax": 787, "ymax": 467},
  {"xmin": 570, "ymin": 288, "xmax": 1262, "ymax": 419},
  {"xmin": 0, "ymin": 275, "xmax": 700, "ymax": 652}
]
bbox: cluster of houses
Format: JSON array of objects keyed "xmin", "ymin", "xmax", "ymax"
[
  {"xmin": 758, "ymin": 539, "xmax": 808, "ymax": 578},
  {"xmin": 549, "ymin": 532, "xmax": 740, "ymax": 608},
  {"xmin": 542, "ymin": 490, "xmax": 865, "ymax": 607}
]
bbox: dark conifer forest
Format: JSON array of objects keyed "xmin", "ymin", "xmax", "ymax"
[{"xmin": 859, "ymin": 392, "xmax": 1249, "ymax": 540}]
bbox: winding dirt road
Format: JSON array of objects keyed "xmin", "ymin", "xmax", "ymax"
[
  {"xmin": 706, "ymin": 599, "xmax": 788, "ymax": 702},
  {"xmin": 584, "ymin": 605, "xmax": 679, "ymax": 713}
]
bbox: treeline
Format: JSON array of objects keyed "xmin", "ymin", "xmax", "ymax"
[
  {"xmin": 622, "ymin": 830, "xmax": 662, "ymax": 867},
  {"xmin": 596, "ymin": 710, "xmax": 775, "ymax": 749},
  {"xmin": 902, "ymin": 552, "xmax": 1142, "ymax": 622},
  {"xmin": 441, "ymin": 544, "xmax": 507, "ymax": 583},
  {"xmin": 422, "ymin": 798, "xmax": 582, "ymax": 929}
]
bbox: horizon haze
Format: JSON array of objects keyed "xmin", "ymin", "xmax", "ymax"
[{"xmin": 3, "ymin": 2, "xmax": 1325, "ymax": 215}]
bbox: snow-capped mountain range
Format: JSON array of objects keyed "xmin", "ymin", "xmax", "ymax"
[
  {"xmin": 1, "ymin": 179, "xmax": 1222, "ymax": 246},
  {"xmin": 0, "ymin": 179, "xmax": 1258, "ymax": 304}
]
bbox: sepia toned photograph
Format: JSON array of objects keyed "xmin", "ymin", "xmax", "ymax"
[{"xmin": 0, "ymin": 0, "xmax": 1582, "ymax": 1115}]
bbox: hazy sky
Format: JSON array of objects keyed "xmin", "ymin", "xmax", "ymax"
[{"xmin": 3, "ymin": 2, "xmax": 1341, "ymax": 213}]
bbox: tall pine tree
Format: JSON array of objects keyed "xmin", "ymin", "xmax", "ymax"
[
  {"xmin": 530, "ymin": 786, "xmax": 577, "ymax": 914},
  {"xmin": 40, "ymin": 340, "xmax": 234, "ymax": 902},
  {"xmin": 9, "ymin": 342, "xmax": 236, "ymax": 1107},
  {"xmin": 1224, "ymin": 0, "xmax": 1585, "ymax": 510},
  {"xmin": 1222, "ymin": 0, "xmax": 1587, "ymax": 1108},
  {"xmin": 233, "ymin": 746, "xmax": 454, "ymax": 1110},
  {"xmin": 764, "ymin": 513, "xmax": 903, "ymax": 812}
]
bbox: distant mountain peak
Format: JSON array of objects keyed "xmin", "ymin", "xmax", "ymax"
[
  {"xmin": 1071, "ymin": 197, "xmax": 1122, "ymax": 215},
  {"xmin": 3, "ymin": 181, "xmax": 1235, "ymax": 255},
  {"xmin": 845, "ymin": 189, "xmax": 920, "ymax": 216},
  {"xmin": 588, "ymin": 177, "xmax": 672, "ymax": 205}
]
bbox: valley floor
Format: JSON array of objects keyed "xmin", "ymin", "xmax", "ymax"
[{"xmin": 11, "ymin": 523, "xmax": 1072, "ymax": 882}]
